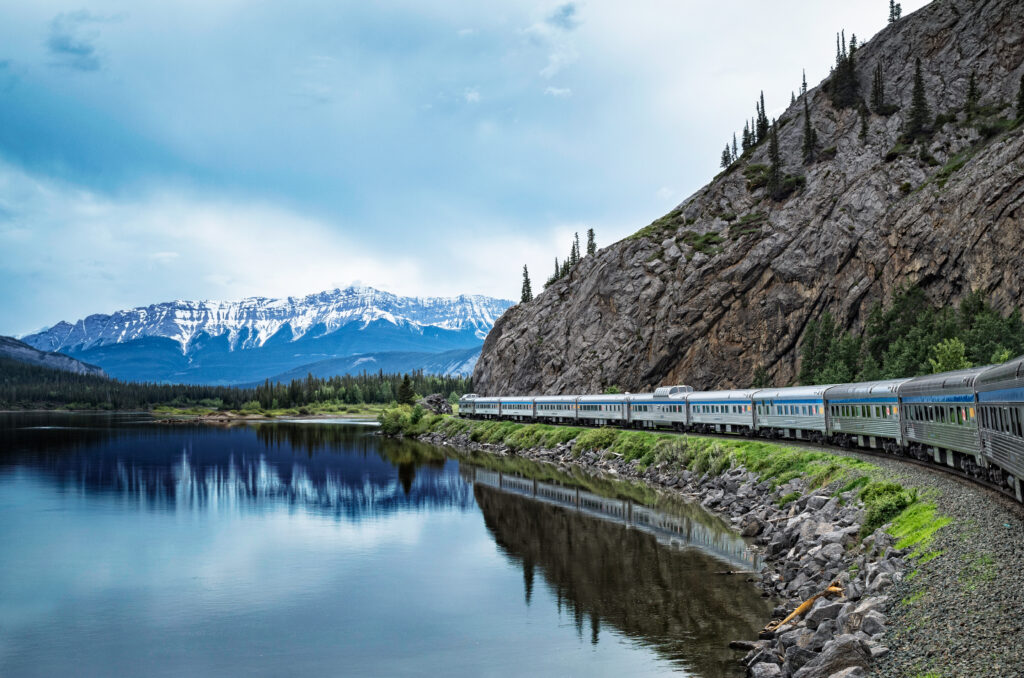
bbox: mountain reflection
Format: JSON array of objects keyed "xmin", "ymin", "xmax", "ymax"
[
  {"xmin": 0, "ymin": 414, "xmax": 473, "ymax": 517},
  {"xmin": 473, "ymin": 483, "xmax": 771, "ymax": 677}
]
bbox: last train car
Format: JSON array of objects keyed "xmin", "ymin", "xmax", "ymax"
[
  {"xmin": 897, "ymin": 366, "xmax": 986, "ymax": 471},
  {"xmin": 753, "ymin": 385, "xmax": 832, "ymax": 442},
  {"xmin": 458, "ymin": 393, "xmax": 478, "ymax": 416},
  {"xmin": 627, "ymin": 385, "xmax": 692, "ymax": 430},
  {"xmin": 976, "ymin": 355, "xmax": 1024, "ymax": 500},
  {"xmin": 686, "ymin": 389, "xmax": 757, "ymax": 435},
  {"xmin": 823, "ymin": 379, "xmax": 910, "ymax": 452}
]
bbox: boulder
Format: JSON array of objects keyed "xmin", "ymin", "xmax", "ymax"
[
  {"xmin": 749, "ymin": 663, "xmax": 783, "ymax": 678},
  {"xmin": 792, "ymin": 635, "xmax": 870, "ymax": 678},
  {"xmin": 418, "ymin": 394, "xmax": 453, "ymax": 414}
]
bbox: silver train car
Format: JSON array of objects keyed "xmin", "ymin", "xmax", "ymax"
[{"xmin": 458, "ymin": 353, "xmax": 1024, "ymax": 501}]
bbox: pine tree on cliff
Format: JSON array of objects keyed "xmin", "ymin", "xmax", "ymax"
[
  {"xmin": 520, "ymin": 265, "xmax": 533, "ymax": 303},
  {"xmin": 791, "ymin": 91, "xmax": 796, "ymax": 106},
  {"xmin": 906, "ymin": 57, "xmax": 932, "ymax": 141},
  {"xmin": 756, "ymin": 91, "xmax": 770, "ymax": 142},
  {"xmin": 966, "ymin": 71, "xmax": 979, "ymax": 119},
  {"xmin": 801, "ymin": 69, "xmax": 808, "ymax": 96},
  {"xmin": 720, "ymin": 144, "xmax": 732, "ymax": 168},
  {"xmin": 731, "ymin": 133, "xmax": 739, "ymax": 162},
  {"xmin": 802, "ymin": 95, "xmax": 818, "ymax": 164},
  {"xmin": 742, "ymin": 121, "xmax": 752, "ymax": 152},
  {"xmin": 586, "ymin": 228, "xmax": 596, "ymax": 256},
  {"xmin": 889, "ymin": 0, "xmax": 902, "ymax": 23},
  {"xmin": 829, "ymin": 32, "xmax": 860, "ymax": 109},
  {"xmin": 767, "ymin": 119, "xmax": 783, "ymax": 198}
]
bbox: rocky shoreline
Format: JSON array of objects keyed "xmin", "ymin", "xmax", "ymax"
[{"xmin": 415, "ymin": 430, "xmax": 909, "ymax": 678}]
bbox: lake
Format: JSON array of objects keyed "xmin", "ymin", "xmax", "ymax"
[{"xmin": 0, "ymin": 412, "xmax": 771, "ymax": 677}]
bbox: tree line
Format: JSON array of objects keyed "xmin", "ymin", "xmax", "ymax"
[
  {"xmin": 0, "ymin": 359, "xmax": 472, "ymax": 411},
  {"xmin": 796, "ymin": 288, "xmax": 1024, "ymax": 385}
]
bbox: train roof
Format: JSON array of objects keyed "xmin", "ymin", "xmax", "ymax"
[
  {"xmin": 975, "ymin": 355, "xmax": 1024, "ymax": 390},
  {"xmin": 532, "ymin": 395, "xmax": 579, "ymax": 402},
  {"xmin": 686, "ymin": 389, "xmax": 760, "ymax": 401},
  {"xmin": 496, "ymin": 396, "xmax": 535, "ymax": 402},
  {"xmin": 576, "ymin": 394, "xmax": 631, "ymax": 402},
  {"xmin": 752, "ymin": 385, "xmax": 834, "ymax": 400},
  {"xmin": 458, "ymin": 393, "xmax": 479, "ymax": 401},
  {"xmin": 652, "ymin": 385, "xmax": 693, "ymax": 398},
  {"xmin": 898, "ymin": 365, "xmax": 992, "ymax": 398},
  {"xmin": 824, "ymin": 379, "xmax": 911, "ymax": 400}
]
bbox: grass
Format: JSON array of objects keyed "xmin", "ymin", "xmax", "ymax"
[{"xmin": 154, "ymin": 402, "xmax": 392, "ymax": 418}]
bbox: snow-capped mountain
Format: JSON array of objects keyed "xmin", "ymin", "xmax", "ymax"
[{"xmin": 22, "ymin": 287, "xmax": 512, "ymax": 384}]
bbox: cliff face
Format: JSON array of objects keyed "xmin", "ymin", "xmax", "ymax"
[{"xmin": 474, "ymin": 0, "xmax": 1024, "ymax": 395}]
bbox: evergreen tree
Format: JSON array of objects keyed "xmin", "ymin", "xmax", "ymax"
[
  {"xmin": 397, "ymin": 374, "xmax": 415, "ymax": 405},
  {"xmin": 720, "ymin": 144, "xmax": 732, "ymax": 168},
  {"xmin": 571, "ymin": 232, "xmax": 581, "ymax": 266},
  {"xmin": 1018, "ymin": 73, "xmax": 1024, "ymax": 120},
  {"xmin": 889, "ymin": 0, "xmax": 902, "ymax": 23},
  {"xmin": 756, "ymin": 91, "xmax": 770, "ymax": 142},
  {"xmin": 741, "ymin": 121, "xmax": 752, "ymax": 152},
  {"xmin": 870, "ymin": 62, "xmax": 885, "ymax": 112},
  {"xmin": 966, "ymin": 71, "xmax": 979, "ymax": 119},
  {"xmin": 520, "ymin": 265, "xmax": 533, "ymax": 303},
  {"xmin": 829, "ymin": 32, "xmax": 860, "ymax": 109},
  {"xmin": 906, "ymin": 57, "xmax": 932, "ymax": 141},
  {"xmin": 791, "ymin": 91, "xmax": 796, "ymax": 106},
  {"xmin": 586, "ymin": 228, "xmax": 596, "ymax": 256},
  {"xmin": 731, "ymin": 134, "xmax": 739, "ymax": 162},
  {"xmin": 801, "ymin": 69, "xmax": 808, "ymax": 96},
  {"xmin": 767, "ymin": 119, "xmax": 783, "ymax": 199},
  {"xmin": 802, "ymin": 95, "xmax": 818, "ymax": 163}
]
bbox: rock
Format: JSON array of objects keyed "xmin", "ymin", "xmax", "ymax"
[
  {"xmin": 860, "ymin": 611, "xmax": 886, "ymax": 637},
  {"xmin": 826, "ymin": 669, "xmax": 865, "ymax": 678},
  {"xmin": 417, "ymin": 394, "xmax": 453, "ymax": 415},
  {"xmin": 730, "ymin": 639, "xmax": 761, "ymax": 651},
  {"xmin": 783, "ymin": 646, "xmax": 819, "ymax": 674},
  {"xmin": 810, "ymin": 620, "xmax": 836, "ymax": 651},
  {"xmin": 749, "ymin": 663, "xmax": 783, "ymax": 678},
  {"xmin": 792, "ymin": 635, "xmax": 871, "ymax": 678},
  {"xmin": 805, "ymin": 601, "xmax": 845, "ymax": 629}
]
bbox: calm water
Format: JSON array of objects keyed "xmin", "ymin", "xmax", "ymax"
[{"xmin": 0, "ymin": 413, "xmax": 771, "ymax": 677}]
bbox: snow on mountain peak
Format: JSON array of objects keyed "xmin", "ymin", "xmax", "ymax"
[{"xmin": 22, "ymin": 286, "xmax": 514, "ymax": 354}]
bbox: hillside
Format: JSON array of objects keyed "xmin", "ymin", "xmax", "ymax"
[
  {"xmin": 474, "ymin": 0, "xmax": 1024, "ymax": 395},
  {"xmin": 0, "ymin": 336, "xmax": 106, "ymax": 377},
  {"xmin": 22, "ymin": 286, "xmax": 511, "ymax": 385},
  {"xmin": 259, "ymin": 347, "xmax": 480, "ymax": 384}
]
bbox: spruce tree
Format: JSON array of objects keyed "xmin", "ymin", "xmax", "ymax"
[
  {"xmin": 586, "ymin": 228, "xmax": 596, "ymax": 256},
  {"xmin": 572, "ymin": 232, "xmax": 581, "ymax": 266},
  {"xmin": 756, "ymin": 91, "xmax": 770, "ymax": 142},
  {"xmin": 397, "ymin": 374, "xmax": 415, "ymax": 405},
  {"xmin": 1018, "ymin": 73, "xmax": 1024, "ymax": 120},
  {"xmin": 906, "ymin": 57, "xmax": 932, "ymax": 141},
  {"xmin": 829, "ymin": 32, "xmax": 860, "ymax": 109},
  {"xmin": 551, "ymin": 257, "xmax": 560, "ymax": 283},
  {"xmin": 966, "ymin": 71, "xmax": 979, "ymax": 119},
  {"xmin": 731, "ymin": 134, "xmax": 739, "ymax": 162},
  {"xmin": 802, "ymin": 69, "xmax": 808, "ymax": 96},
  {"xmin": 520, "ymin": 265, "xmax": 533, "ymax": 303},
  {"xmin": 742, "ymin": 122, "xmax": 751, "ymax": 151},
  {"xmin": 889, "ymin": 0, "xmax": 902, "ymax": 23},
  {"xmin": 802, "ymin": 96, "xmax": 818, "ymax": 164},
  {"xmin": 767, "ymin": 119, "xmax": 783, "ymax": 199},
  {"xmin": 791, "ymin": 91, "xmax": 796, "ymax": 106},
  {"xmin": 721, "ymin": 144, "xmax": 732, "ymax": 168}
]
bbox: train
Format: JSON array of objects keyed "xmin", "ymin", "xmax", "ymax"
[{"xmin": 458, "ymin": 355, "xmax": 1024, "ymax": 502}]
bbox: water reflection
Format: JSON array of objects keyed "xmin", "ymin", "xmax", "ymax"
[{"xmin": 0, "ymin": 413, "xmax": 770, "ymax": 677}]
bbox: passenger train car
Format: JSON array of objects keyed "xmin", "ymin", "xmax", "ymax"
[{"xmin": 459, "ymin": 353, "xmax": 1024, "ymax": 502}]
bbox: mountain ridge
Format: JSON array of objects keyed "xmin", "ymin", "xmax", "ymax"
[{"xmin": 0, "ymin": 336, "xmax": 107, "ymax": 377}]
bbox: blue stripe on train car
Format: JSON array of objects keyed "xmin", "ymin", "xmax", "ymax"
[
  {"xmin": 977, "ymin": 388, "xmax": 1024, "ymax": 403},
  {"xmin": 901, "ymin": 394, "xmax": 975, "ymax": 404}
]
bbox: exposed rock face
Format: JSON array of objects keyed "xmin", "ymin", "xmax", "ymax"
[
  {"xmin": 417, "ymin": 393, "xmax": 453, "ymax": 415},
  {"xmin": 475, "ymin": 0, "xmax": 1024, "ymax": 394},
  {"xmin": 0, "ymin": 336, "xmax": 106, "ymax": 377}
]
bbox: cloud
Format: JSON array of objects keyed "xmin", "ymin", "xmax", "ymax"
[
  {"xmin": 457, "ymin": 28, "xmax": 475, "ymax": 37},
  {"xmin": 546, "ymin": 3, "xmax": 580, "ymax": 31},
  {"xmin": 539, "ymin": 49, "xmax": 577, "ymax": 78},
  {"xmin": 544, "ymin": 86, "xmax": 572, "ymax": 98},
  {"xmin": 463, "ymin": 87, "xmax": 480, "ymax": 103},
  {"xmin": 47, "ymin": 10, "xmax": 120, "ymax": 72}
]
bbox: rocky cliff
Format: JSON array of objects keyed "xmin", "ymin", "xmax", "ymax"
[{"xmin": 475, "ymin": 0, "xmax": 1024, "ymax": 395}]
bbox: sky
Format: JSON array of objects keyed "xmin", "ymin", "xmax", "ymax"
[{"xmin": 0, "ymin": 0, "xmax": 930, "ymax": 336}]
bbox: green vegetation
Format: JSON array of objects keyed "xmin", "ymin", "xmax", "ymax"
[
  {"xmin": 802, "ymin": 95, "xmax": 818, "ymax": 163},
  {"xmin": 546, "ymin": 230, "xmax": 597, "ymax": 286},
  {"xmin": 798, "ymin": 287, "xmax": 1024, "ymax": 384},
  {"xmin": 0, "ymin": 356, "xmax": 472, "ymax": 412},
  {"xmin": 520, "ymin": 264, "xmax": 533, "ymax": 303},
  {"xmin": 828, "ymin": 32, "xmax": 860, "ymax": 110}
]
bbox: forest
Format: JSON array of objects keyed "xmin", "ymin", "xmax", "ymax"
[{"xmin": 0, "ymin": 358, "xmax": 471, "ymax": 411}]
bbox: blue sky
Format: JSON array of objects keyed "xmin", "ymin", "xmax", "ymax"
[{"xmin": 0, "ymin": 0, "xmax": 929, "ymax": 335}]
